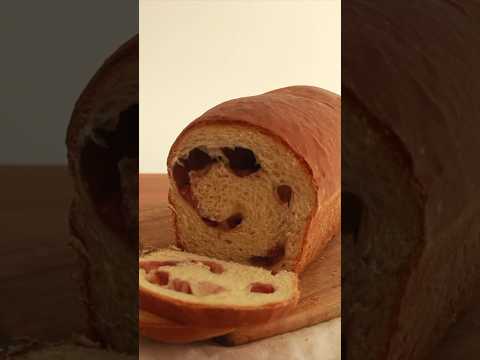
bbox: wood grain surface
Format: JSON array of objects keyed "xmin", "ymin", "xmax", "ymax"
[
  {"xmin": 139, "ymin": 174, "xmax": 341, "ymax": 345},
  {"xmin": 0, "ymin": 166, "xmax": 87, "ymax": 346}
]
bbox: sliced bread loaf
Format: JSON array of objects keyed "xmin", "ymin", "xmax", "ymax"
[
  {"xmin": 139, "ymin": 248, "xmax": 299, "ymax": 328},
  {"xmin": 167, "ymin": 86, "xmax": 340, "ymax": 273}
]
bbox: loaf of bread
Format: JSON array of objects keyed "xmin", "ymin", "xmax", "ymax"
[
  {"xmin": 167, "ymin": 86, "xmax": 340, "ymax": 273},
  {"xmin": 66, "ymin": 35, "xmax": 138, "ymax": 353},
  {"xmin": 139, "ymin": 248, "xmax": 300, "ymax": 327},
  {"xmin": 343, "ymin": 2, "xmax": 480, "ymax": 360},
  {"xmin": 139, "ymin": 309, "xmax": 233, "ymax": 343}
]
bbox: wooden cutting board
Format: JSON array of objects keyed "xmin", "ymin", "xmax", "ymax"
[
  {"xmin": 140, "ymin": 174, "xmax": 340, "ymax": 345},
  {"xmin": 0, "ymin": 166, "xmax": 88, "ymax": 344}
]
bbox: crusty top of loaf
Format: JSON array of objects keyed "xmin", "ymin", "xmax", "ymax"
[
  {"xmin": 343, "ymin": 1, "xmax": 480, "ymax": 215},
  {"xmin": 66, "ymin": 35, "xmax": 138, "ymax": 157},
  {"xmin": 167, "ymin": 86, "xmax": 340, "ymax": 204}
]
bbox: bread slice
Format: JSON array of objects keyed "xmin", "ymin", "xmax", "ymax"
[
  {"xmin": 167, "ymin": 86, "xmax": 340, "ymax": 273},
  {"xmin": 139, "ymin": 248, "xmax": 299, "ymax": 328},
  {"xmin": 139, "ymin": 309, "xmax": 233, "ymax": 343}
]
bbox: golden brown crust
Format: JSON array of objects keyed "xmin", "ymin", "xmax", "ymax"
[
  {"xmin": 167, "ymin": 86, "xmax": 340, "ymax": 273},
  {"xmin": 66, "ymin": 35, "xmax": 138, "ymax": 200},
  {"xmin": 66, "ymin": 35, "xmax": 138, "ymax": 155},
  {"xmin": 65, "ymin": 36, "xmax": 139, "ymax": 353},
  {"xmin": 139, "ymin": 279, "xmax": 300, "ymax": 328},
  {"xmin": 66, "ymin": 35, "xmax": 139, "ymax": 237},
  {"xmin": 139, "ymin": 309, "xmax": 233, "ymax": 343},
  {"xmin": 295, "ymin": 192, "xmax": 340, "ymax": 273}
]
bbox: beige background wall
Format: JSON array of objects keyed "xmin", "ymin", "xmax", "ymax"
[{"xmin": 140, "ymin": 0, "xmax": 340, "ymax": 173}]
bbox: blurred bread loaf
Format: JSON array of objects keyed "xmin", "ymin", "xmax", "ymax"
[{"xmin": 66, "ymin": 35, "xmax": 138, "ymax": 353}]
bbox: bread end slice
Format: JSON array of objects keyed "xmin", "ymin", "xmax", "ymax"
[{"xmin": 139, "ymin": 249, "xmax": 299, "ymax": 328}]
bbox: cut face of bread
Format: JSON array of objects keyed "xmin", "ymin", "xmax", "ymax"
[
  {"xmin": 139, "ymin": 248, "xmax": 299, "ymax": 327},
  {"xmin": 169, "ymin": 126, "xmax": 316, "ymax": 270},
  {"xmin": 167, "ymin": 86, "xmax": 340, "ymax": 273}
]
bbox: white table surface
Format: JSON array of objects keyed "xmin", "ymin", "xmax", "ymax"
[{"xmin": 140, "ymin": 317, "xmax": 340, "ymax": 360}]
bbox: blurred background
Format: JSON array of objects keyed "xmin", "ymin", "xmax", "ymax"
[
  {"xmin": 0, "ymin": 0, "xmax": 137, "ymax": 165},
  {"xmin": 0, "ymin": 0, "xmax": 137, "ymax": 351},
  {"xmin": 140, "ymin": 0, "xmax": 340, "ymax": 173}
]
